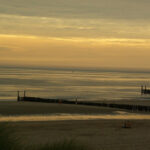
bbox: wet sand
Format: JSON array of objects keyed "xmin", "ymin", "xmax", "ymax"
[
  {"xmin": 0, "ymin": 101, "xmax": 119, "ymax": 115},
  {"xmin": 0, "ymin": 100, "xmax": 149, "ymax": 117}
]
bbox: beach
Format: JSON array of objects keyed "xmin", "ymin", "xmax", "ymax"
[
  {"xmin": 0, "ymin": 101, "xmax": 150, "ymax": 150},
  {"xmin": 1, "ymin": 0, "xmax": 150, "ymax": 149},
  {"xmin": 10, "ymin": 120, "xmax": 150, "ymax": 150}
]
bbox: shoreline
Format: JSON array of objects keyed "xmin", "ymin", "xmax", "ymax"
[
  {"xmin": 0, "ymin": 101, "xmax": 149, "ymax": 122},
  {"xmin": 1, "ymin": 113, "xmax": 150, "ymax": 122}
]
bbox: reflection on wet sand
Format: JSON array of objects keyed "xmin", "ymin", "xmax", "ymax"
[{"xmin": 0, "ymin": 112, "xmax": 150, "ymax": 122}]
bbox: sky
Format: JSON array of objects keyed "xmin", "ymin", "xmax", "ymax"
[{"xmin": 0, "ymin": 0, "xmax": 150, "ymax": 69}]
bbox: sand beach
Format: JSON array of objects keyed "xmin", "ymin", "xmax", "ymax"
[
  {"xmin": 0, "ymin": 101, "xmax": 150, "ymax": 150},
  {"xmin": 10, "ymin": 120, "xmax": 150, "ymax": 150}
]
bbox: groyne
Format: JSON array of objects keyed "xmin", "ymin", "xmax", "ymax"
[
  {"xmin": 141, "ymin": 85, "xmax": 150, "ymax": 94},
  {"xmin": 18, "ymin": 96, "xmax": 150, "ymax": 112}
]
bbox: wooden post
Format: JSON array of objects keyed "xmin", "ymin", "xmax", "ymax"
[
  {"xmin": 59, "ymin": 99, "xmax": 62, "ymax": 104},
  {"xmin": 24, "ymin": 90, "xmax": 26, "ymax": 98},
  {"xmin": 75, "ymin": 97, "xmax": 78, "ymax": 104},
  {"xmin": 141, "ymin": 85, "xmax": 143, "ymax": 95},
  {"xmin": 17, "ymin": 91, "xmax": 20, "ymax": 101}
]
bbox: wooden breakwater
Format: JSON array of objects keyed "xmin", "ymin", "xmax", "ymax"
[
  {"xmin": 141, "ymin": 85, "xmax": 150, "ymax": 94},
  {"xmin": 18, "ymin": 96, "xmax": 150, "ymax": 112}
]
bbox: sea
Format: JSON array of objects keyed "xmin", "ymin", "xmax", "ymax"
[{"xmin": 0, "ymin": 66, "xmax": 150, "ymax": 101}]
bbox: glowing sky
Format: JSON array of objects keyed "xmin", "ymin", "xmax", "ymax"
[{"xmin": 0, "ymin": 0, "xmax": 150, "ymax": 68}]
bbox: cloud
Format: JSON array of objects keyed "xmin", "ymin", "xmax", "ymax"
[
  {"xmin": 0, "ymin": 44, "xmax": 24, "ymax": 53},
  {"xmin": 0, "ymin": 34, "xmax": 150, "ymax": 68},
  {"xmin": 0, "ymin": 0, "xmax": 150, "ymax": 69},
  {"xmin": 0, "ymin": 46, "xmax": 12, "ymax": 51},
  {"xmin": 0, "ymin": 0, "xmax": 150, "ymax": 40},
  {"xmin": 0, "ymin": 0, "xmax": 150, "ymax": 20},
  {"xmin": 0, "ymin": 14, "xmax": 150, "ymax": 40}
]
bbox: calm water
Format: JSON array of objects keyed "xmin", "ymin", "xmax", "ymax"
[{"xmin": 0, "ymin": 66, "xmax": 150, "ymax": 101}]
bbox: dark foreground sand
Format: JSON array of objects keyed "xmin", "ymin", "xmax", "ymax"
[
  {"xmin": 9, "ymin": 120, "xmax": 150, "ymax": 150},
  {"xmin": 0, "ymin": 101, "xmax": 150, "ymax": 150}
]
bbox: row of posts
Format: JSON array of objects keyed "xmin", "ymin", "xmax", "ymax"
[
  {"xmin": 17, "ymin": 91, "xmax": 26, "ymax": 101},
  {"xmin": 141, "ymin": 85, "xmax": 150, "ymax": 94}
]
